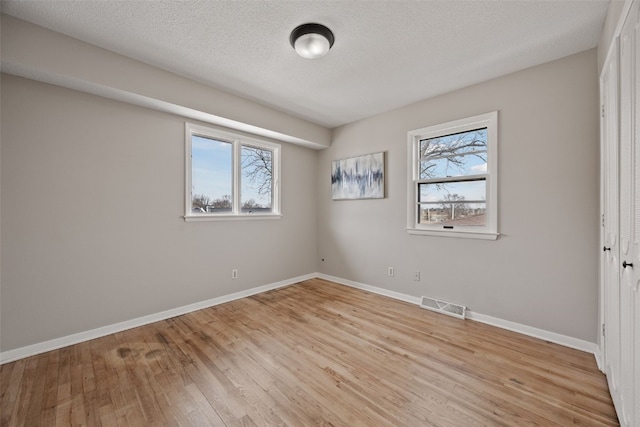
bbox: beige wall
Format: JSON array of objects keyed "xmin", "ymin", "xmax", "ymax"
[
  {"xmin": 0, "ymin": 74, "xmax": 318, "ymax": 351},
  {"xmin": 1, "ymin": 47, "xmax": 601, "ymax": 353},
  {"xmin": 317, "ymin": 49, "xmax": 600, "ymax": 342}
]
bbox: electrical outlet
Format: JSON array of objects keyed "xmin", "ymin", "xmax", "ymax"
[
  {"xmin": 414, "ymin": 272, "xmax": 421, "ymax": 281},
  {"xmin": 388, "ymin": 267, "xmax": 394, "ymax": 277},
  {"xmin": 232, "ymin": 269, "xmax": 238, "ymax": 279}
]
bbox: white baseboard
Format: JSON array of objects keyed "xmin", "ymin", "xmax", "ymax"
[
  {"xmin": 594, "ymin": 346, "xmax": 604, "ymax": 372},
  {"xmin": 317, "ymin": 273, "xmax": 422, "ymax": 305},
  {"xmin": 317, "ymin": 273, "xmax": 598, "ymax": 355},
  {"xmin": 0, "ymin": 273, "xmax": 315, "ymax": 364},
  {"xmin": 1, "ymin": 272, "xmax": 598, "ymax": 364},
  {"xmin": 466, "ymin": 311, "xmax": 597, "ymax": 354}
]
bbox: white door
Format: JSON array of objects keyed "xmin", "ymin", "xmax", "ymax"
[
  {"xmin": 628, "ymin": 1, "xmax": 640, "ymax": 422},
  {"xmin": 617, "ymin": 2, "xmax": 639, "ymax": 425},
  {"xmin": 601, "ymin": 33, "xmax": 623, "ymax": 421},
  {"xmin": 633, "ymin": 1, "xmax": 640, "ymax": 420}
]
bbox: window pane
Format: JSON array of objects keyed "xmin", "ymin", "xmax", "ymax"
[
  {"xmin": 241, "ymin": 145, "xmax": 273, "ymax": 213},
  {"xmin": 418, "ymin": 180, "xmax": 486, "ymax": 226},
  {"xmin": 419, "ymin": 202, "xmax": 486, "ymax": 226},
  {"xmin": 419, "ymin": 128, "xmax": 487, "ymax": 179},
  {"xmin": 191, "ymin": 135, "xmax": 232, "ymax": 213},
  {"xmin": 419, "ymin": 153, "xmax": 486, "ymax": 179},
  {"xmin": 419, "ymin": 179, "xmax": 486, "ymax": 203}
]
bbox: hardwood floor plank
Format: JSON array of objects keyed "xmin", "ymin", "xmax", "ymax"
[
  {"xmin": 0, "ymin": 279, "xmax": 618, "ymax": 426},
  {"xmin": 10, "ymin": 357, "xmax": 38, "ymax": 426},
  {"xmin": 1, "ymin": 359, "xmax": 25, "ymax": 426},
  {"xmin": 23, "ymin": 355, "xmax": 49, "ymax": 426},
  {"xmin": 42, "ymin": 351, "xmax": 60, "ymax": 412}
]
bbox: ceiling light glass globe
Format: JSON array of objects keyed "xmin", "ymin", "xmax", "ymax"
[{"xmin": 294, "ymin": 33, "xmax": 330, "ymax": 59}]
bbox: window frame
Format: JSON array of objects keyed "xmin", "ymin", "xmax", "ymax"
[
  {"xmin": 406, "ymin": 111, "xmax": 498, "ymax": 240},
  {"xmin": 184, "ymin": 123, "xmax": 281, "ymax": 222}
]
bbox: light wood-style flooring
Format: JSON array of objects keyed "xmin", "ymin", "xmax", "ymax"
[{"xmin": 1, "ymin": 278, "xmax": 618, "ymax": 426}]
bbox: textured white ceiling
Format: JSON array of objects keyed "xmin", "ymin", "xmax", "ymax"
[{"xmin": 1, "ymin": 0, "xmax": 609, "ymax": 128}]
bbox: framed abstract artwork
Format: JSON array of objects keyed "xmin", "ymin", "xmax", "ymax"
[{"xmin": 331, "ymin": 152, "xmax": 385, "ymax": 200}]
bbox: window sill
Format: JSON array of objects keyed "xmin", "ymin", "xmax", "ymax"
[
  {"xmin": 184, "ymin": 214, "xmax": 282, "ymax": 222},
  {"xmin": 407, "ymin": 228, "xmax": 499, "ymax": 240}
]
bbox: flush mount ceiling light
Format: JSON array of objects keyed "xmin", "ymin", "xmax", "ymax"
[{"xmin": 290, "ymin": 23, "xmax": 335, "ymax": 59}]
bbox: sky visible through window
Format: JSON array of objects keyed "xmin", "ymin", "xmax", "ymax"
[{"xmin": 191, "ymin": 135, "xmax": 271, "ymax": 208}]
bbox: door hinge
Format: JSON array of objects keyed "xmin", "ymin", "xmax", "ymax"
[
  {"xmin": 601, "ymin": 104, "xmax": 605, "ymax": 118},
  {"xmin": 602, "ymin": 213, "xmax": 605, "ymax": 227},
  {"xmin": 602, "ymin": 323, "xmax": 605, "ymax": 337}
]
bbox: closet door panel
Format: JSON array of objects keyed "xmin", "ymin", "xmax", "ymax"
[
  {"xmin": 619, "ymin": 25, "xmax": 633, "ymax": 421},
  {"xmin": 632, "ymin": 1, "xmax": 640, "ymax": 422},
  {"xmin": 619, "ymin": 2, "xmax": 639, "ymax": 425},
  {"xmin": 601, "ymin": 3, "xmax": 640, "ymax": 426},
  {"xmin": 602, "ymin": 45, "xmax": 622, "ymax": 405}
]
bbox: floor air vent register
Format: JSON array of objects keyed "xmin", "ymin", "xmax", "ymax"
[{"xmin": 420, "ymin": 296, "xmax": 467, "ymax": 319}]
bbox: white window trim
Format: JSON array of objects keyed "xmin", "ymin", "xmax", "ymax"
[
  {"xmin": 184, "ymin": 123, "xmax": 281, "ymax": 222},
  {"xmin": 406, "ymin": 111, "xmax": 499, "ymax": 240}
]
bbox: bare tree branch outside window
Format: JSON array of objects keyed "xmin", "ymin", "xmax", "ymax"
[
  {"xmin": 192, "ymin": 193, "xmax": 211, "ymax": 210},
  {"xmin": 192, "ymin": 193, "xmax": 231, "ymax": 211},
  {"xmin": 439, "ymin": 193, "xmax": 469, "ymax": 220},
  {"xmin": 419, "ymin": 129, "xmax": 487, "ymax": 185},
  {"xmin": 242, "ymin": 146, "xmax": 272, "ymax": 208}
]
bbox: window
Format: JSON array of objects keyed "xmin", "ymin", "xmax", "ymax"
[
  {"xmin": 185, "ymin": 123, "xmax": 280, "ymax": 221},
  {"xmin": 407, "ymin": 112, "xmax": 498, "ymax": 239}
]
